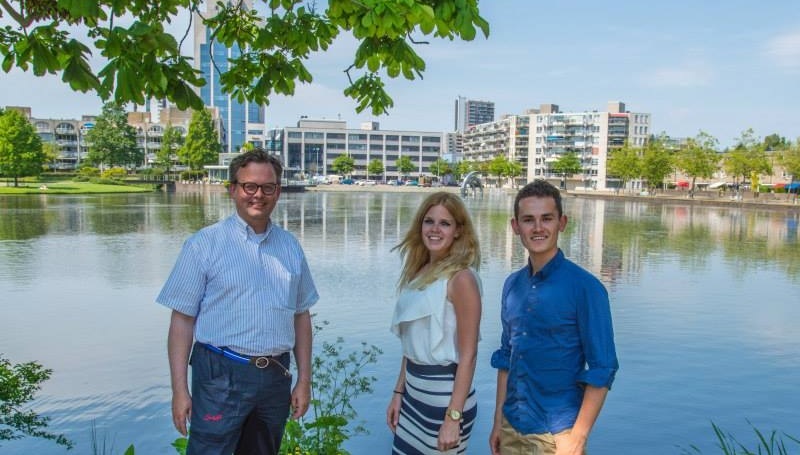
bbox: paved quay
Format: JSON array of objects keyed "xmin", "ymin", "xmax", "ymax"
[{"xmin": 307, "ymin": 183, "xmax": 800, "ymax": 211}]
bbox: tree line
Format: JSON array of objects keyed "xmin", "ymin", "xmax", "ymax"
[{"xmin": 604, "ymin": 130, "xmax": 800, "ymax": 196}]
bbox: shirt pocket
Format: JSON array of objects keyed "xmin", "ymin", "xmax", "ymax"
[{"xmin": 261, "ymin": 255, "xmax": 301, "ymax": 311}]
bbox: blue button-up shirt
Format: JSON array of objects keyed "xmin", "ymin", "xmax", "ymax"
[
  {"xmin": 491, "ymin": 249, "xmax": 618, "ymax": 435},
  {"xmin": 157, "ymin": 213, "xmax": 318, "ymax": 356}
]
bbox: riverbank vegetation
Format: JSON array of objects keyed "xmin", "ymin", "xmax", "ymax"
[
  {"xmin": 682, "ymin": 422, "xmax": 800, "ymax": 455},
  {"xmin": 0, "ymin": 355, "xmax": 72, "ymax": 449}
]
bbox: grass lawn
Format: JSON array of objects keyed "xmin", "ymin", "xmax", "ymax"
[{"xmin": 0, "ymin": 180, "xmax": 155, "ymax": 194}]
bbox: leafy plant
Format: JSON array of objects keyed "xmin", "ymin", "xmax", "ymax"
[
  {"xmin": 0, "ymin": 355, "xmax": 73, "ymax": 449},
  {"xmin": 681, "ymin": 421, "xmax": 800, "ymax": 455},
  {"xmin": 279, "ymin": 321, "xmax": 382, "ymax": 455}
]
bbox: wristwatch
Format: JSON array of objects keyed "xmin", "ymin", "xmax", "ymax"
[{"xmin": 446, "ymin": 408, "xmax": 462, "ymax": 421}]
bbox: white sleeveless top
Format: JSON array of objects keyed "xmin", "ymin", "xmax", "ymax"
[{"xmin": 390, "ymin": 271, "xmax": 480, "ymax": 366}]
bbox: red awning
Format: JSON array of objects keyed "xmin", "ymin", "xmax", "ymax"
[{"xmin": 676, "ymin": 181, "xmax": 690, "ymax": 188}]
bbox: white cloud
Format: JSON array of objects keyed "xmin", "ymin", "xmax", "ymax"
[
  {"xmin": 764, "ymin": 29, "xmax": 800, "ymax": 69},
  {"xmin": 639, "ymin": 62, "xmax": 713, "ymax": 88}
]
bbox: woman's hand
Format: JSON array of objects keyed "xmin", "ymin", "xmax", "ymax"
[
  {"xmin": 437, "ymin": 418, "xmax": 461, "ymax": 452},
  {"xmin": 386, "ymin": 393, "xmax": 403, "ymax": 433}
]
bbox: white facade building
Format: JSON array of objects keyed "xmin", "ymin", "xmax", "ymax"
[
  {"xmin": 269, "ymin": 119, "xmax": 444, "ymax": 182},
  {"xmin": 463, "ymin": 102, "xmax": 651, "ymax": 190}
]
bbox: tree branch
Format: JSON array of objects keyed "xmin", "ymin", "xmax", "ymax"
[
  {"xmin": 407, "ymin": 33, "xmax": 429, "ymax": 45},
  {"xmin": 0, "ymin": 0, "xmax": 33, "ymax": 28}
]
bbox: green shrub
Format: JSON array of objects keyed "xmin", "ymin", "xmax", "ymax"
[
  {"xmin": 77, "ymin": 166, "xmax": 101, "ymax": 178},
  {"xmin": 179, "ymin": 170, "xmax": 206, "ymax": 181},
  {"xmin": 100, "ymin": 168, "xmax": 127, "ymax": 180},
  {"xmin": 279, "ymin": 320, "xmax": 382, "ymax": 455}
]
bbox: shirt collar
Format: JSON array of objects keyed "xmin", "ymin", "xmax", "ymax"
[
  {"xmin": 230, "ymin": 212, "xmax": 273, "ymax": 241},
  {"xmin": 527, "ymin": 249, "xmax": 565, "ymax": 279}
]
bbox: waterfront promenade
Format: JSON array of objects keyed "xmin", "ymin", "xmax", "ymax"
[{"xmin": 303, "ymin": 183, "xmax": 800, "ymax": 211}]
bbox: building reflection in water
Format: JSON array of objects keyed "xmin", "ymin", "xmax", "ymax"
[{"xmin": 265, "ymin": 191, "xmax": 800, "ymax": 288}]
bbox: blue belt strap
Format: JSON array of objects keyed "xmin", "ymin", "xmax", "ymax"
[{"xmin": 200, "ymin": 343, "xmax": 258, "ymax": 365}]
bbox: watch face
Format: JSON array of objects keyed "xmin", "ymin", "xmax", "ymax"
[{"xmin": 449, "ymin": 409, "xmax": 462, "ymax": 420}]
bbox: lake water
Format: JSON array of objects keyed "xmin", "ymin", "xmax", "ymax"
[{"xmin": 1, "ymin": 190, "xmax": 799, "ymax": 454}]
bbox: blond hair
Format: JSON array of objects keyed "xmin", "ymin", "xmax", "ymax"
[{"xmin": 393, "ymin": 192, "xmax": 480, "ymax": 290}]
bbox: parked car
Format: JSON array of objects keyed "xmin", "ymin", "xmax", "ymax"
[
  {"xmin": 357, "ymin": 179, "xmax": 377, "ymax": 186},
  {"xmin": 405, "ymin": 180, "xmax": 419, "ymax": 186},
  {"xmin": 341, "ymin": 178, "xmax": 354, "ymax": 185}
]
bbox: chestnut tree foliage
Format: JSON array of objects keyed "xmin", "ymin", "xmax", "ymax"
[{"xmin": 0, "ymin": 0, "xmax": 489, "ymax": 115}]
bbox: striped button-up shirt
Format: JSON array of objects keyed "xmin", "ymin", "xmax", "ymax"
[{"xmin": 157, "ymin": 213, "xmax": 318, "ymax": 356}]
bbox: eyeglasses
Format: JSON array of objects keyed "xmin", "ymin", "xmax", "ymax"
[{"xmin": 237, "ymin": 182, "xmax": 279, "ymax": 195}]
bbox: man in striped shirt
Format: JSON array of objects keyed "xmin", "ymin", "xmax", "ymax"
[{"xmin": 158, "ymin": 149, "xmax": 318, "ymax": 454}]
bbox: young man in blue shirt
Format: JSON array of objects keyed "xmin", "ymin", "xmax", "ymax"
[{"xmin": 490, "ymin": 179, "xmax": 618, "ymax": 455}]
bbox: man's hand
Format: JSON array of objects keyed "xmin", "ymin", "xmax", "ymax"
[
  {"xmin": 290, "ymin": 380, "xmax": 310, "ymax": 419},
  {"xmin": 489, "ymin": 424, "xmax": 502, "ymax": 455},
  {"xmin": 554, "ymin": 431, "xmax": 587, "ymax": 455},
  {"xmin": 171, "ymin": 390, "xmax": 192, "ymax": 436}
]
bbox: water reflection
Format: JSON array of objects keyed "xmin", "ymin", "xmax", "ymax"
[{"xmin": 0, "ymin": 191, "xmax": 798, "ymax": 454}]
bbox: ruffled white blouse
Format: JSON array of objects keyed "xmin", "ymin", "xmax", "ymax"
[{"xmin": 390, "ymin": 272, "xmax": 480, "ymax": 366}]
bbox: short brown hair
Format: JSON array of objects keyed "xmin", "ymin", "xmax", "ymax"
[{"xmin": 229, "ymin": 148, "xmax": 284, "ymax": 185}]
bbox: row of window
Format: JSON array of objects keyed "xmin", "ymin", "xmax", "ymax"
[{"xmin": 286, "ymin": 131, "xmax": 441, "ymax": 143}]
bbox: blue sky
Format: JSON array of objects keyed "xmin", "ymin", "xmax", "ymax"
[{"xmin": 3, "ymin": 1, "xmax": 799, "ymax": 148}]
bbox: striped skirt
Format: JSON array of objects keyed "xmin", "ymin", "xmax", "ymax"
[{"xmin": 392, "ymin": 360, "xmax": 477, "ymax": 454}]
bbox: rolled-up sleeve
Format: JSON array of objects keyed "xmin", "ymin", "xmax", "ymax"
[
  {"xmin": 575, "ymin": 280, "xmax": 618, "ymax": 388},
  {"xmin": 491, "ymin": 282, "xmax": 513, "ymax": 371}
]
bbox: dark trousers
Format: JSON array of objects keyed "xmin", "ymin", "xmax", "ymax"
[
  {"xmin": 234, "ymin": 412, "xmax": 276, "ymax": 455},
  {"xmin": 187, "ymin": 343, "xmax": 291, "ymax": 455}
]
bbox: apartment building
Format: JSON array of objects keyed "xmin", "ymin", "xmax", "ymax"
[
  {"xmin": 266, "ymin": 119, "xmax": 444, "ymax": 181},
  {"xmin": 4, "ymin": 106, "xmax": 96, "ymax": 170},
  {"xmin": 463, "ymin": 101, "xmax": 651, "ymax": 190},
  {"xmin": 127, "ymin": 107, "xmax": 196, "ymax": 168}
]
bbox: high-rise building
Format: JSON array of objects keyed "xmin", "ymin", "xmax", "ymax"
[
  {"xmin": 193, "ymin": 0, "xmax": 266, "ymax": 153},
  {"xmin": 454, "ymin": 96, "xmax": 495, "ymax": 132}
]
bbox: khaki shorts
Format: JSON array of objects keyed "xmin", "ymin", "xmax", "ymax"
[{"xmin": 498, "ymin": 416, "xmax": 586, "ymax": 455}]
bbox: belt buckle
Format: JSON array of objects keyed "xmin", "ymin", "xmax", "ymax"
[{"xmin": 253, "ymin": 356, "xmax": 271, "ymax": 369}]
